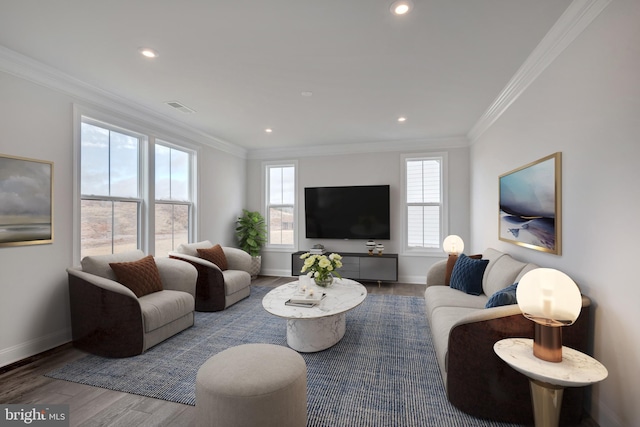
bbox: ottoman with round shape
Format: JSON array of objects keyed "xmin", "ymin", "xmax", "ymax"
[{"xmin": 196, "ymin": 343, "xmax": 307, "ymax": 427}]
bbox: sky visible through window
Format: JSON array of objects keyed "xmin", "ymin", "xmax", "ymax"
[
  {"xmin": 155, "ymin": 144, "xmax": 189, "ymax": 201},
  {"xmin": 80, "ymin": 123, "xmax": 138, "ymax": 198}
]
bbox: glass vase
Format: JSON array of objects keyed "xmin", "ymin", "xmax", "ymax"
[{"xmin": 314, "ymin": 275, "xmax": 333, "ymax": 287}]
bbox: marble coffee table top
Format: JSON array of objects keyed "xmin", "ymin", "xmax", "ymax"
[{"xmin": 262, "ymin": 278, "xmax": 367, "ymax": 320}]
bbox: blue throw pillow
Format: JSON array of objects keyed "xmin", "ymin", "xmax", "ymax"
[
  {"xmin": 449, "ymin": 254, "xmax": 489, "ymax": 296},
  {"xmin": 486, "ymin": 283, "xmax": 519, "ymax": 308}
]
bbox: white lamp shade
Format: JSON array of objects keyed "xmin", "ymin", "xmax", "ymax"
[
  {"xmin": 443, "ymin": 235, "xmax": 464, "ymax": 255},
  {"xmin": 516, "ymin": 268, "xmax": 582, "ymax": 326}
]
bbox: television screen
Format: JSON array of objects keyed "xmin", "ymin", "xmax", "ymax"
[{"xmin": 305, "ymin": 185, "xmax": 390, "ymax": 240}]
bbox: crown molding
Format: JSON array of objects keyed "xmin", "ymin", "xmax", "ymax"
[
  {"xmin": 467, "ymin": 0, "xmax": 612, "ymax": 143},
  {"xmin": 0, "ymin": 45, "xmax": 247, "ymax": 159},
  {"xmin": 247, "ymin": 136, "xmax": 469, "ymax": 160}
]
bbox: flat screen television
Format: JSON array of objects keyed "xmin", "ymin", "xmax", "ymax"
[{"xmin": 305, "ymin": 185, "xmax": 390, "ymax": 240}]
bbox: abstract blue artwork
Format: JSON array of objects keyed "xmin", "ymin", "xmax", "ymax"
[{"xmin": 499, "ymin": 152, "xmax": 561, "ymax": 254}]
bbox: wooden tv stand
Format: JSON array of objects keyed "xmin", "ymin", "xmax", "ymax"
[{"xmin": 291, "ymin": 251, "xmax": 398, "ymax": 284}]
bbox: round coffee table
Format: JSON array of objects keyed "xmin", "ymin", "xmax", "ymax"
[{"xmin": 262, "ymin": 278, "xmax": 367, "ymax": 352}]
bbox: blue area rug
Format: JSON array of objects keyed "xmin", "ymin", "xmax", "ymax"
[{"xmin": 47, "ymin": 286, "xmax": 518, "ymax": 426}]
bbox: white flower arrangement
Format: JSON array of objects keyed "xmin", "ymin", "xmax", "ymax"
[{"xmin": 300, "ymin": 252, "xmax": 343, "ymax": 285}]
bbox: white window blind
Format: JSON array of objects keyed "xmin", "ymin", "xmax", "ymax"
[{"xmin": 406, "ymin": 158, "xmax": 442, "ymax": 249}]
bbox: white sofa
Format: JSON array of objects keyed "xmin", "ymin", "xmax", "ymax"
[{"xmin": 424, "ymin": 248, "xmax": 591, "ymax": 424}]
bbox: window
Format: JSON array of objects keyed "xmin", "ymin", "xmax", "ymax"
[
  {"xmin": 77, "ymin": 111, "xmax": 196, "ymax": 261},
  {"xmin": 403, "ymin": 154, "xmax": 445, "ymax": 251},
  {"xmin": 80, "ymin": 121, "xmax": 142, "ymax": 258},
  {"xmin": 265, "ymin": 163, "xmax": 296, "ymax": 248},
  {"xmin": 155, "ymin": 143, "xmax": 193, "ymax": 255}
]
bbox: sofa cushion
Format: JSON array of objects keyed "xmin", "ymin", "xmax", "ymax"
[
  {"xmin": 485, "ymin": 283, "xmax": 519, "ymax": 308},
  {"xmin": 81, "ymin": 249, "xmax": 146, "ymax": 281},
  {"xmin": 424, "ymin": 286, "xmax": 488, "ymax": 324},
  {"xmin": 139, "ymin": 289, "xmax": 195, "ymax": 332},
  {"xmin": 176, "ymin": 240, "xmax": 214, "ymax": 257},
  {"xmin": 109, "ymin": 255, "xmax": 164, "ymax": 298},
  {"xmin": 516, "ymin": 263, "xmax": 539, "ymax": 282},
  {"xmin": 197, "ymin": 244, "xmax": 228, "ymax": 270},
  {"xmin": 482, "ymin": 251, "xmax": 528, "ymax": 297},
  {"xmin": 222, "ymin": 270, "xmax": 252, "ymax": 295},
  {"xmin": 449, "ymin": 254, "xmax": 489, "ymax": 296}
]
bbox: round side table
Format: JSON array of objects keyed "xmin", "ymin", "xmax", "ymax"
[{"xmin": 494, "ymin": 338, "xmax": 607, "ymax": 427}]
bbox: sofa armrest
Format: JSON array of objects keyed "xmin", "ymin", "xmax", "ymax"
[
  {"xmin": 222, "ymin": 247, "xmax": 252, "ymax": 272},
  {"xmin": 67, "ymin": 267, "xmax": 138, "ymax": 298},
  {"xmin": 67, "ymin": 268, "xmax": 144, "ymax": 357},
  {"xmin": 169, "ymin": 252, "xmax": 226, "ymax": 311},
  {"xmin": 426, "ymin": 258, "xmax": 448, "ymax": 287},
  {"xmin": 154, "ymin": 257, "xmax": 198, "ymax": 296},
  {"xmin": 168, "ymin": 252, "xmax": 223, "ymax": 271},
  {"xmin": 446, "ymin": 296, "xmax": 591, "ymax": 424}
]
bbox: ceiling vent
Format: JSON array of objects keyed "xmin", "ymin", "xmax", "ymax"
[{"xmin": 165, "ymin": 101, "xmax": 196, "ymax": 114}]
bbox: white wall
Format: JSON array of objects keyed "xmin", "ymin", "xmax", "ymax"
[
  {"xmin": 197, "ymin": 147, "xmax": 247, "ymax": 246},
  {"xmin": 469, "ymin": 0, "xmax": 640, "ymax": 425},
  {"xmin": 248, "ymin": 146, "xmax": 471, "ymax": 283},
  {"xmin": 0, "ymin": 70, "xmax": 247, "ymax": 367},
  {"xmin": 0, "ymin": 72, "xmax": 75, "ymax": 367}
]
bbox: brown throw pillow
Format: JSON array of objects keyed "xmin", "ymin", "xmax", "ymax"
[
  {"xmin": 109, "ymin": 255, "xmax": 163, "ymax": 297},
  {"xmin": 197, "ymin": 244, "xmax": 228, "ymax": 270}
]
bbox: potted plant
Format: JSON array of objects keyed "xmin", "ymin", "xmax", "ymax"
[{"xmin": 235, "ymin": 209, "xmax": 267, "ymax": 278}]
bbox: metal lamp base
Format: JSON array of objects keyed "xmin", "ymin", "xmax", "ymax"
[{"xmin": 533, "ymin": 323, "xmax": 563, "ymax": 362}]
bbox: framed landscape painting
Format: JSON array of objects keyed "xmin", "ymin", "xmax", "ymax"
[
  {"xmin": 0, "ymin": 154, "xmax": 54, "ymax": 247},
  {"xmin": 499, "ymin": 152, "xmax": 561, "ymax": 255}
]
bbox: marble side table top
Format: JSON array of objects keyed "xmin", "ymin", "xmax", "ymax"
[
  {"xmin": 494, "ymin": 338, "xmax": 608, "ymax": 387},
  {"xmin": 262, "ymin": 278, "xmax": 367, "ymax": 319}
]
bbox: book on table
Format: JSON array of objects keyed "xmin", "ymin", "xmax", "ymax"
[{"xmin": 286, "ymin": 291, "xmax": 326, "ymax": 307}]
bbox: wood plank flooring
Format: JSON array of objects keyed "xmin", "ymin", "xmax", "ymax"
[{"xmin": 0, "ymin": 277, "xmax": 597, "ymax": 426}]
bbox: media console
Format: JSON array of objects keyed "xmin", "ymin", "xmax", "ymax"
[{"xmin": 291, "ymin": 251, "xmax": 398, "ymax": 283}]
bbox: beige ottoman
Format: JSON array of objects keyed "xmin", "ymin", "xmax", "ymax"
[{"xmin": 196, "ymin": 343, "xmax": 307, "ymax": 427}]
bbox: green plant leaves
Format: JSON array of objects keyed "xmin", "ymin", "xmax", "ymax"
[{"xmin": 235, "ymin": 209, "xmax": 267, "ymax": 257}]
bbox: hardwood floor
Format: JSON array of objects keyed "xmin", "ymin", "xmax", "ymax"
[{"xmin": 0, "ymin": 277, "xmax": 598, "ymax": 426}]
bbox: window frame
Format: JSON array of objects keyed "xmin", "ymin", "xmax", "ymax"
[
  {"xmin": 262, "ymin": 160, "xmax": 297, "ymax": 252},
  {"xmin": 401, "ymin": 152, "xmax": 449, "ymax": 255},
  {"xmin": 73, "ymin": 105, "xmax": 198, "ymax": 262},
  {"xmin": 153, "ymin": 140, "xmax": 197, "ymax": 255}
]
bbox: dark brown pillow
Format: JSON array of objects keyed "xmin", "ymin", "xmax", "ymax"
[
  {"xmin": 197, "ymin": 244, "xmax": 228, "ymax": 270},
  {"xmin": 109, "ymin": 255, "xmax": 163, "ymax": 297}
]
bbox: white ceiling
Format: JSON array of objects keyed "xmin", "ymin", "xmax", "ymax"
[{"xmin": 0, "ymin": 0, "xmax": 574, "ymax": 152}]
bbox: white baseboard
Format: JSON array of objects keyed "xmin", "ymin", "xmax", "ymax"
[
  {"xmin": 0, "ymin": 328, "xmax": 71, "ymax": 368},
  {"xmin": 258, "ymin": 269, "xmax": 294, "ymax": 278}
]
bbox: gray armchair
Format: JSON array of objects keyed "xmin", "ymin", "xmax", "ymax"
[
  {"xmin": 67, "ymin": 250, "xmax": 197, "ymax": 357},
  {"xmin": 169, "ymin": 240, "xmax": 252, "ymax": 311}
]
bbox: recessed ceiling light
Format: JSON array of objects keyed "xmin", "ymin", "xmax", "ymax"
[
  {"xmin": 265, "ymin": 128, "xmax": 273, "ymax": 133},
  {"xmin": 397, "ymin": 116, "xmax": 407, "ymax": 122},
  {"xmin": 139, "ymin": 47, "xmax": 159, "ymax": 58},
  {"xmin": 390, "ymin": 0, "xmax": 413, "ymax": 15}
]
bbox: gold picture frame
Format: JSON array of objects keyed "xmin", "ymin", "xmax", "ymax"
[
  {"xmin": 498, "ymin": 152, "xmax": 561, "ymax": 255},
  {"xmin": 0, "ymin": 153, "xmax": 54, "ymax": 247}
]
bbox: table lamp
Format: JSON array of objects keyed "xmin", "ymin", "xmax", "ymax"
[
  {"xmin": 442, "ymin": 235, "xmax": 464, "ymax": 286},
  {"xmin": 516, "ymin": 268, "xmax": 582, "ymax": 362}
]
